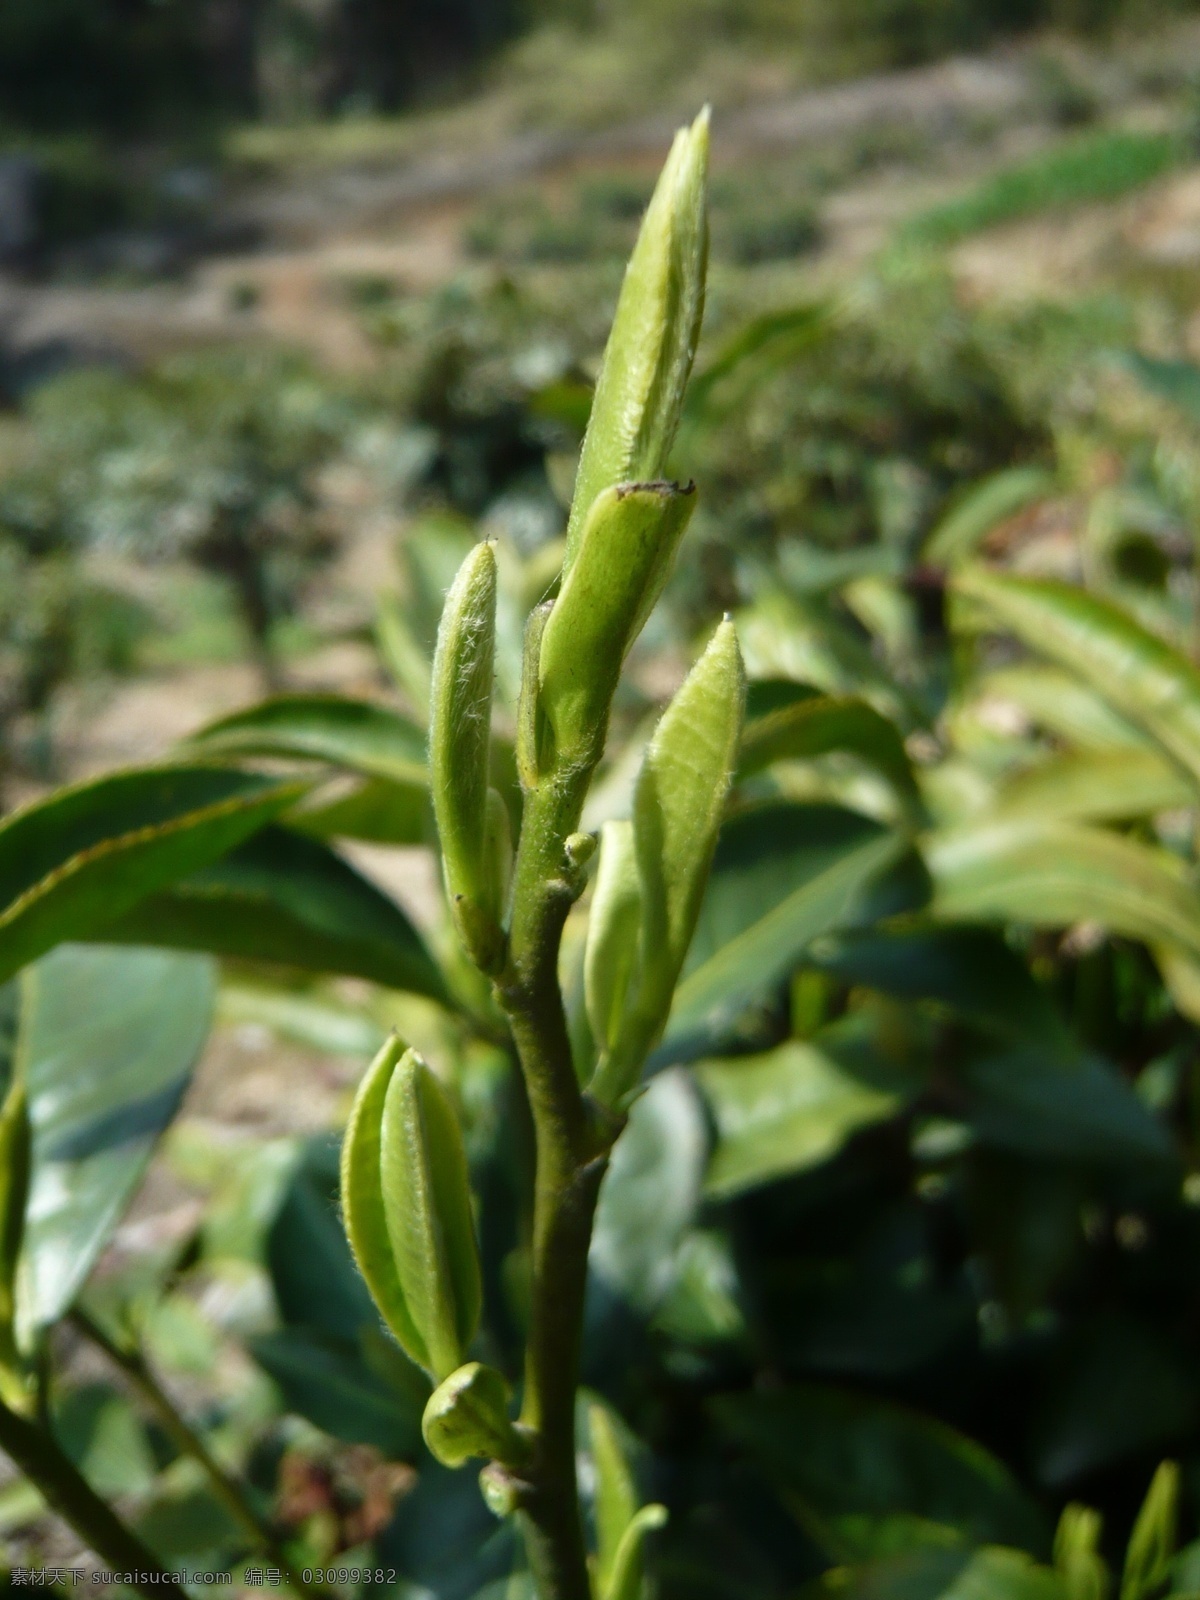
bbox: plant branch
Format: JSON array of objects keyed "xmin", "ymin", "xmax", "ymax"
[
  {"xmin": 498, "ymin": 772, "xmax": 615, "ymax": 1600},
  {"xmin": 68, "ymin": 1308, "xmax": 328, "ymax": 1600},
  {"xmin": 0, "ymin": 1392, "xmax": 188, "ymax": 1599}
]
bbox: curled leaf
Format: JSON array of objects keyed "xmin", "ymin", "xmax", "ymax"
[
  {"xmin": 540, "ymin": 480, "xmax": 696, "ymax": 772},
  {"xmin": 422, "ymin": 1361, "xmax": 527, "ymax": 1469}
]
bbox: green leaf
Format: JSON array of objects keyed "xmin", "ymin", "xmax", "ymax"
[
  {"xmin": 290, "ymin": 775, "xmax": 430, "ymax": 846},
  {"xmin": 1123, "ymin": 1463, "xmax": 1179, "ymax": 1600},
  {"xmin": 565, "ymin": 107, "xmax": 708, "ymax": 560},
  {"xmin": 589, "ymin": 1401, "xmax": 639, "ymax": 1596},
  {"xmin": 97, "ymin": 824, "xmax": 448, "ymax": 1001},
  {"xmin": 539, "ymin": 481, "xmax": 696, "ymax": 772},
  {"xmin": 251, "ymin": 1327, "xmax": 423, "ymax": 1455},
  {"xmin": 188, "ymin": 692, "xmax": 428, "ymax": 784},
  {"xmin": 591, "ymin": 1068, "xmax": 707, "ymax": 1312},
  {"xmin": 814, "ymin": 1546, "xmax": 1066, "ymax": 1600},
  {"xmin": 954, "ymin": 568, "xmax": 1200, "ymax": 794},
  {"xmin": 382, "ymin": 1049, "xmax": 482, "ymax": 1382},
  {"xmin": 1120, "ymin": 350, "xmax": 1200, "ymax": 425},
  {"xmin": 970, "ymin": 665, "xmax": 1148, "ymax": 753},
  {"xmin": 15, "ymin": 944, "xmax": 215, "ymax": 1337},
  {"xmin": 923, "ymin": 468, "xmax": 1055, "ymax": 566},
  {"xmin": 341, "ymin": 1038, "xmax": 428, "ymax": 1363},
  {"xmin": 422, "ymin": 1362, "xmax": 525, "ymax": 1469},
  {"xmin": 585, "ymin": 820, "xmax": 642, "ymax": 1056},
  {"xmin": 697, "ymin": 1034, "xmax": 916, "ymax": 1198},
  {"xmin": 595, "ymin": 619, "xmax": 745, "ymax": 1102},
  {"xmin": 430, "ymin": 541, "xmax": 504, "ymax": 973},
  {"xmin": 0, "ymin": 766, "xmax": 307, "ymax": 987},
  {"xmin": 960, "ymin": 1048, "xmax": 1174, "ymax": 1165},
  {"xmin": 989, "ymin": 748, "xmax": 1191, "ymax": 824},
  {"xmin": 0, "ymin": 1075, "xmax": 29, "ymax": 1383},
  {"xmin": 738, "ymin": 692, "xmax": 921, "ymax": 812},
  {"xmin": 927, "ymin": 820, "xmax": 1200, "ymax": 962},
  {"xmin": 668, "ymin": 815, "xmax": 911, "ymax": 1056},
  {"xmin": 712, "ymin": 1383, "xmax": 1044, "ymax": 1561},
  {"xmin": 604, "ymin": 1504, "xmax": 669, "ymax": 1600},
  {"xmin": 807, "ymin": 924, "xmax": 1067, "ymax": 1047},
  {"xmin": 1054, "ymin": 1503, "xmax": 1108, "ymax": 1600}
]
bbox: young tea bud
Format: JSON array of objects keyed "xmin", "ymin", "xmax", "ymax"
[
  {"xmin": 584, "ymin": 820, "xmax": 642, "ymax": 1059},
  {"xmin": 422, "ymin": 1361, "xmax": 528, "ymax": 1470},
  {"xmin": 592, "ymin": 619, "xmax": 744, "ymax": 1105},
  {"xmin": 565, "ymin": 108, "xmax": 709, "ymax": 570},
  {"xmin": 430, "ymin": 542, "xmax": 505, "ymax": 973},
  {"xmin": 341, "ymin": 1038, "xmax": 482, "ymax": 1382},
  {"xmin": 539, "ymin": 481, "xmax": 696, "ymax": 772},
  {"xmin": 517, "ymin": 600, "xmax": 552, "ymax": 794}
]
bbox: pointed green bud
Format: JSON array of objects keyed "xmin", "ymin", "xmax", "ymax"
[
  {"xmin": 540, "ymin": 480, "xmax": 696, "ymax": 771},
  {"xmin": 0, "ymin": 1076, "xmax": 30, "ymax": 1381},
  {"xmin": 592, "ymin": 619, "xmax": 744, "ymax": 1105},
  {"xmin": 565, "ymin": 108, "xmax": 709, "ymax": 569},
  {"xmin": 381, "ymin": 1048, "xmax": 483, "ymax": 1383},
  {"xmin": 1122, "ymin": 1462, "xmax": 1178, "ymax": 1600},
  {"xmin": 584, "ymin": 821, "xmax": 642, "ymax": 1058},
  {"xmin": 422, "ymin": 1361, "xmax": 529, "ymax": 1469},
  {"xmin": 341, "ymin": 1038, "xmax": 482, "ymax": 1381},
  {"xmin": 1054, "ymin": 1504, "xmax": 1108, "ymax": 1600},
  {"xmin": 341, "ymin": 1037, "xmax": 428, "ymax": 1365},
  {"xmin": 430, "ymin": 541, "xmax": 505, "ymax": 973}
]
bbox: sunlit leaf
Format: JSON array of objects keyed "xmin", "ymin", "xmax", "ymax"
[{"xmin": 188, "ymin": 693, "xmax": 428, "ymax": 784}]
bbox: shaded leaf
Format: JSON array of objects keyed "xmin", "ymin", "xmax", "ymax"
[
  {"xmin": 0, "ymin": 767, "xmax": 306, "ymax": 987},
  {"xmin": 16, "ymin": 945, "xmax": 215, "ymax": 1336},
  {"xmin": 738, "ymin": 694, "xmax": 921, "ymax": 814},
  {"xmin": 189, "ymin": 693, "xmax": 428, "ymax": 785},
  {"xmin": 97, "ymin": 825, "xmax": 448, "ymax": 1001}
]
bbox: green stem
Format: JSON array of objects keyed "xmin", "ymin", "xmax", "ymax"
[
  {"xmin": 69, "ymin": 1309, "xmax": 328, "ymax": 1600},
  {"xmin": 498, "ymin": 771, "xmax": 613, "ymax": 1600},
  {"xmin": 0, "ymin": 1393, "xmax": 188, "ymax": 1599}
]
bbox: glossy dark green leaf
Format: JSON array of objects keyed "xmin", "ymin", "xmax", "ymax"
[
  {"xmin": 807, "ymin": 924, "xmax": 1067, "ymax": 1046},
  {"xmin": 16, "ymin": 944, "xmax": 215, "ymax": 1336},
  {"xmin": 251, "ymin": 1327, "xmax": 424, "ymax": 1455},
  {"xmin": 737, "ymin": 694, "xmax": 921, "ymax": 815},
  {"xmin": 96, "ymin": 824, "xmax": 449, "ymax": 1001},
  {"xmin": 954, "ymin": 568, "xmax": 1200, "ymax": 794},
  {"xmin": 0, "ymin": 767, "xmax": 307, "ymax": 987},
  {"xmin": 666, "ymin": 804, "xmax": 916, "ymax": 1053},
  {"xmin": 697, "ymin": 1035, "xmax": 917, "ymax": 1198},
  {"xmin": 927, "ymin": 820, "xmax": 1200, "ymax": 962},
  {"xmin": 960, "ymin": 1048, "xmax": 1174, "ymax": 1165},
  {"xmin": 1031, "ymin": 1318, "xmax": 1196, "ymax": 1487},
  {"xmin": 188, "ymin": 693, "xmax": 428, "ymax": 784},
  {"xmin": 712, "ymin": 1383, "xmax": 1044, "ymax": 1559}
]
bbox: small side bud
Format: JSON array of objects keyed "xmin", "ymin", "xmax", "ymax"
[
  {"xmin": 430, "ymin": 542, "xmax": 505, "ymax": 972},
  {"xmin": 565, "ymin": 832, "xmax": 597, "ymax": 869},
  {"xmin": 592, "ymin": 619, "xmax": 744, "ymax": 1105},
  {"xmin": 565, "ymin": 108, "xmax": 709, "ymax": 569},
  {"xmin": 422, "ymin": 1361, "xmax": 529, "ymax": 1470},
  {"xmin": 480, "ymin": 1462, "xmax": 523, "ymax": 1519}
]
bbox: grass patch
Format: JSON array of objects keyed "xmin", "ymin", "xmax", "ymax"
[{"xmin": 901, "ymin": 127, "xmax": 1186, "ymax": 249}]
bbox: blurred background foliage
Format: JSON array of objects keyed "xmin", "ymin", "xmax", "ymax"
[{"xmin": 12, "ymin": 1, "xmax": 1200, "ymax": 1598}]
